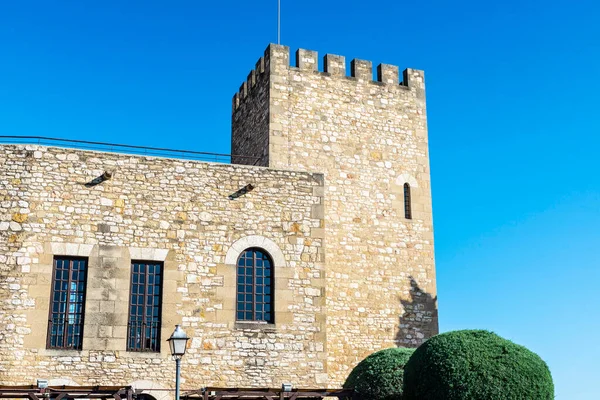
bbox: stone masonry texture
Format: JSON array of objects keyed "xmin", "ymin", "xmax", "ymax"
[
  {"xmin": 232, "ymin": 44, "xmax": 438, "ymax": 385},
  {"xmin": 0, "ymin": 43, "xmax": 437, "ymax": 394},
  {"xmin": 0, "ymin": 145, "xmax": 326, "ymax": 389}
]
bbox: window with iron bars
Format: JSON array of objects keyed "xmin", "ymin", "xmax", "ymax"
[
  {"xmin": 127, "ymin": 261, "xmax": 163, "ymax": 352},
  {"xmin": 404, "ymin": 183, "xmax": 412, "ymax": 219},
  {"xmin": 236, "ymin": 248, "xmax": 274, "ymax": 323},
  {"xmin": 47, "ymin": 257, "xmax": 87, "ymax": 350}
]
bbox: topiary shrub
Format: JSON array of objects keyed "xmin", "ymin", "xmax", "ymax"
[
  {"xmin": 403, "ymin": 330, "xmax": 554, "ymax": 400},
  {"xmin": 343, "ymin": 347, "xmax": 415, "ymax": 400}
]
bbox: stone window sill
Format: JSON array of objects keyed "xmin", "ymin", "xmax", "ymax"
[
  {"xmin": 234, "ymin": 321, "xmax": 277, "ymax": 331},
  {"xmin": 38, "ymin": 348, "xmax": 165, "ymax": 359},
  {"xmin": 39, "ymin": 349, "xmax": 84, "ymax": 357},
  {"xmin": 121, "ymin": 350, "xmax": 165, "ymax": 359}
]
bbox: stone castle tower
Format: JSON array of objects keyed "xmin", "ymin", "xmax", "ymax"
[
  {"xmin": 231, "ymin": 44, "xmax": 438, "ymax": 381},
  {"xmin": 0, "ymin": 43, "xmax": 436, "ymax": 391}
]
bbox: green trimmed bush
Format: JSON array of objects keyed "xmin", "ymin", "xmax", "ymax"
[
  {"xmin": 343, "ymin": 347, "xmax": 415, "ymax": 400},
  {"xmin": 403, "ymin": 330, "xmax": 554, "ymax": 400}
]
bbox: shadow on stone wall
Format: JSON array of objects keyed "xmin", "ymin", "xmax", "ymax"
[{"xmin": 395, "ymin": 276, "xmax": 438, "ymax": 347}]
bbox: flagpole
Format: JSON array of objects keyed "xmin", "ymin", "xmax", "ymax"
[{"xmin": 277, "ymin": 0, "xmax": 281, "ymax": 44}]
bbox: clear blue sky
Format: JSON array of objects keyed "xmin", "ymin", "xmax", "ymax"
[{"xmin": 2, "ymin": 1, "xmax": 599, "ymax": 398}]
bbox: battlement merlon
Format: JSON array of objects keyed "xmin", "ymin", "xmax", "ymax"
[{"xmin": 232, "ymin": 44, "xmax": 426, "ymax": 112}]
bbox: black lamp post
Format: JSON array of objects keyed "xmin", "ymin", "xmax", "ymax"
[{"xmin": 167, "ymin": 325, "xmax": 189, "ymax": 400}]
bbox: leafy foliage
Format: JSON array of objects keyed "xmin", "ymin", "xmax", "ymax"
[
  {"xmin": 403, "ymin": 330, "xmax": 554, "ymax": 400},
  {"xmin": 344, "ymin": 347, "xmax": 415, "ymax": 400}
]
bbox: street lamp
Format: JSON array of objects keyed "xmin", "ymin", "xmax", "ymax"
[{"xmin": 167, "ymin": 325, "xmax": 189, "ymax": 400}]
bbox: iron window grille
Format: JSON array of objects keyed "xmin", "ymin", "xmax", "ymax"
[
  {"xmin": 404, "ymin": 183, "xmax": 412, "ymax": 219},
  {"xmin": 236, "ymin": 248, "xmax": 274, "ymax": 323},
  {"xmin": 47, "ymin": 257, "xmax": 88, "ymax": 350},
  {"xmin": 127, "ymin": 261, "xmax": 163, "ymax": 352}
]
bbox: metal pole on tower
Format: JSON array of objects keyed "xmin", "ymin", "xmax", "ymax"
[{"xmin": 277, "ymin": 0, "xmax": 281, "ymax": 44}]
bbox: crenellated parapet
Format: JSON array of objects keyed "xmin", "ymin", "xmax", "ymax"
[
  {"xmin": 232, "ymin": 44, "xmax": 425, "ymax": 112},
  {"xmin": 232, "ymin": 54, "xmax": 267, "ymax": 112}
]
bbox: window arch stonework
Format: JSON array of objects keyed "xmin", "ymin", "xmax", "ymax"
[{"xmin": 224, "ymin": 235, "xmax": 286, "ymax": 267}]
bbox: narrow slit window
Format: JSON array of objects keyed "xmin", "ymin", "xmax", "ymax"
[
  {"xmin": 47, "ymin": 257, "xmax": 88, "ymax": 350},
  {"xmin": 127, "ymin": 261, "xmax": 163, "ymax": 352},
  {"xmin": 236, "ymin": 248, "xmax": 274, "ymax": 323},
  {"xmin": 404, "ymin": 183, "xmax": 412, "ymax": 219}
]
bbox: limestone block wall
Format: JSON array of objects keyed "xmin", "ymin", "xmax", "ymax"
[
  {"xmin": 232, "ymin": 44, "xmax": 438, "ymax": 385},
  {"xmin": 0, "ymin": 144, "xmax": 326, "ymax": 389}
]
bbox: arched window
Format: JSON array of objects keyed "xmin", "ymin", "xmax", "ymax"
[
  {"xmin": 404, "ymin": 183, "xmax": 412, "ymax": 219},
  {"xmin": 236, "ymin": 248, "xmax": 274, "ymax": 323}
]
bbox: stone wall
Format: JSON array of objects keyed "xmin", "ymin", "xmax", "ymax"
[
  {"xmin": 232, "ymin": 44, "xmax": 438, "ymax": 385},
  {"xmin": 231, "ymin": 57, "xmax": 270, "ymax": 167},
  {"xmin": 0, "ymin": 144, "xmax": 327, "ymax": 388}
]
